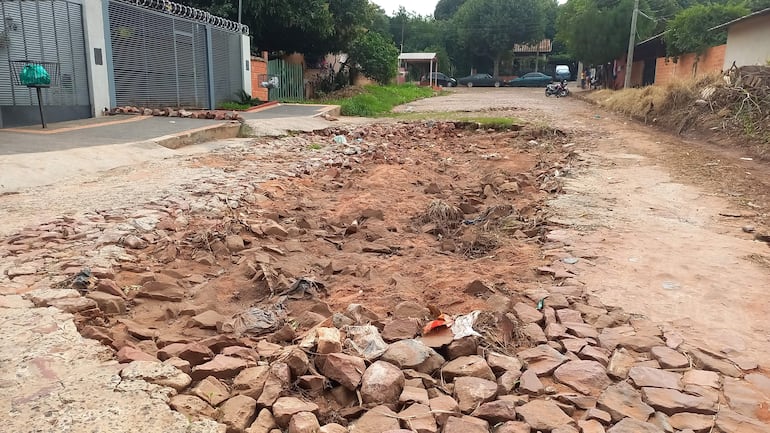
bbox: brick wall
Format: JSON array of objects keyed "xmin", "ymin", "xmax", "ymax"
[
  {"xmin": 654, "ymin": 44, "xmax": 726, "ymax": 87},
  {"xmin": 250, "ymin": 55, "xmax": 269, "ymax": 102}
]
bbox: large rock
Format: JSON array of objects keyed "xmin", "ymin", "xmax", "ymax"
[
  {"xmin": 117, "ymin": 346, "xmax": 158, "ymax": 363},
  {"xmin": 399, "ymin": 403, "xmax": 437, "ymax": 433},
  {"xmin": 516, "ymin": 400, "xmax": 574, "ymax": 431},
  {"xmin": 382, "ymin": 318, "xmax": 420, "ymax": 342},
  {"xmin": 273, "ymin": 397, "xmax": 320, "ymax": 427},
  {"xmin": 470, "ymin": 400, "xmax": 517, "ymax": 423},
  {"xmin": 257, "ymin": 363, "xmax": 291, "ymax": 407},
  {"xmin": 442, "ymin": 356, "xmax": 495, "ymax": 381},
  {"xmin": 715, "ymin": 409, "xmax": 769, "ymax": 433},
  {"xmin": 219, "ymin": 395, "xmax": 257, "ymax": 433},
  {"xmin": 48, "ymin": 296, "xmax": 98, "ymax": 313},
  {"xmin": 641, "ymin": 387, "xmax": 718, "ymax": 416},
  {"xmin": 289, "ymin": 412, "xmax": 320, "ymax": 433},
  {"xmin": 681, "ymin": 370, "xmax": 720, "ymax": 389},
  {"xmin": 486, "ymin": 352, "xmax": 522, "ymax": 375},
  {"xmin": 380, "ymin": 339, "xmax": 445, "ymax": 374},
  {"xmin": 137, "ymin": 281, "xmax": 185, "ymax": 302},
  {"xmin": 606, "ymin": 418, "xmax": 663, "ymax": 433},
  {"xmin": 394, "ymin": 301, "xmax": 430, "ymax": 319},
  {"xmin": 349, "ymin": 405, "xmax": 401, "ymax": 433},
  {"xmin": 577, "ymin": 420, "xmax": 605, "ymax": 433},
  {"xmin": 400, "ymin": 386, "xmax": 429, "ymax": 405},
  {"xmin": 607, "ymin": 349, "xmax": 636, "ymax": 379},
  {"xmin": 159, "ymin": 342, "xmax": 214, "ymax": 365},
  {"xmin": 169, "ymin": 394, "xmax": 216, "ymax": 420},
  {"xmin": 316, "ymin": 327, "xmax": 342, "ymax": 354},
  {"xmin": 429, "ymin": 395, "xmax": 460, "ymax": 426},
  {"xmin": 668, "ymin": 413, "xmax": 713, "ymax": 433},
  {"xmin": 650, "ymin": 346, "xmax": 689, "ymax": 369},
  {"xmin": 564, "ymin": 323, "xmax": 599, "ymax": 339},
  {"xmin": 513, "ymin": 302, "xmax": 543, "ymax": 323},
  {"xmin": 553, "ymin": 360, "xmax": 612, "ymax": 396},
  {"xmin": 190, "ymin": 310, "xmax": 227, "ymax": 329},
  {"xmin": 442, "ymin": 417, "xmax": 488, "ymax": 433},
  {"xmin": 628, "ymin": 367, "xmax": 683, "ymax": 390},
  {"xmin": 518, "ymin": 369, "xmax": 544, "ymax": 395},
  {"xmin": 191, "ymin": 376, "xmax": 230, "ymax": 406},
  {"xmin": 453, "ymin": 376, "xmax": 498, "ymax": 413},
  {"xmin": 598, "ymin": 382, "xmax": 655, "ymax": 422},
  {"xmin": 247, "ymin": 409, "xmax": 277, "ymax": 433},
  {"xmin": 86, "ymin": 291, "xmax": 127, "ymax": 314},
  {"xmin": 277, "ymin": 346, "xmax": 310, "ymax": 377},
  {"xmin": 319, "ymin": 424, "xmax": 347, "ymax": 433},
  {"xmin": 191, "ymin": 355, "xmax": 248, "ymax": 381},
  {"xmin": 120, "ymin": 360, "xmax": 191, "ymax": 391},
  {"xmin": 689, "ymin": 349, "xmax": 742, "ymax": 378},
  {"xmin": 24, "ymin": 288, "xmax": 80, "ymax": 307},
  {"xmin": 517, "ymin": 344, "xmax": 568, "ymax": 375},
  {"xmin": 233, "ymin": 365, "xmax": 270, "ymax": 400},
  {"xmin": 360, "ymin": 361, "xmax": 405, "ymax": 405},
  {"xmin": 321, "ymin": 353, "xmax": 366, "ymax": 390}
]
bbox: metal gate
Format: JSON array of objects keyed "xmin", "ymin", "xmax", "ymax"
[
  {"xmin": 107, "ymin": 0, "xmax": 245, "ymax": 109},
  {"xmin": 268, "ymin": 59, "xmax": 304, "ymax": 101},
  {"xmin": 0, "ymin": 0, "xmax": 90, "ymax": 127}
]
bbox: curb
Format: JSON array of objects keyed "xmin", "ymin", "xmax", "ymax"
[
  {"xmin": 151, "ymin": 121, "xmax": 242, "ymax": 149},
  {"xmin": 245, "ymin": 100, "xmax": 280, "ymax": 113},
  {"xmin": 312, "ymin": 105, "xmax": 342, "ymax": 118}
]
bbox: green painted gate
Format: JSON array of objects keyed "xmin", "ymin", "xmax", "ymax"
[{"xmin": 267, "ymin": 59, "xmax": 304, "ymax": 101}]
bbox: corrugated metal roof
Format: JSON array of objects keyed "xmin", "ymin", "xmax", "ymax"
[
  {"xmin": 398, "ymin": 52, "xmax": 437, "ymax": 61},
  {"xmin": 513, "ymin": 39, "xmax": 552, "ymax": 53},
  {"xmin": 710, "ymin": 7, "xmax": 770, "ymax": 31}
]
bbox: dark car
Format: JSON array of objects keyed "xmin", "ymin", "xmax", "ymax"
[
  {"xmin": 429, "ymin": 72, "xmax": 457, "ymax": 87},
  {"xmin": 507, "ymin": 72, "xmax": 553, "ymax": 87},
  {"xmin": 457, "ymin": 73, "xmax": 504, "ymax": 88}
]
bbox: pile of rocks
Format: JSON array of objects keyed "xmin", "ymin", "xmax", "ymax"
[
  {"xmin": 20, "ymin": 276, "xmax": 769, "ymax": 433},
  {"xmin": 107, "ymin": 106, "xmax": 244, "ymax": 121}
]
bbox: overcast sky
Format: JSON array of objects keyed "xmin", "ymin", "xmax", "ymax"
[{"xmin": 372, "ymin": 0, "xmax": 437, "ymax": 17}]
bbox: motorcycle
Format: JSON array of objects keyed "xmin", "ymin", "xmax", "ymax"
[{"xmin": 545, "ymin": 80, "xmax": 570, "ymax": 98}]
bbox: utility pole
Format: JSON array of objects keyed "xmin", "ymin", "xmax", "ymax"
[
  {"xmin": 623, "ymin": 0, "xmax": 639, "ymax": 89},
  {"xmin": 238, "ymin": 0, "xmax": 242, "ymax": 25}
]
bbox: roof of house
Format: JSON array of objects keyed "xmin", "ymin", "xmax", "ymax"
[
  {"xmin": 398, "ymin": 53, "xmax": 437, "ymax": 62},
  {"xmin": 710, "ymin": 7, "xmax": 770, "ymax": 31},
  {"xmin": 513, "ymin": 39, "xmax": 552, "ymax": 53}
]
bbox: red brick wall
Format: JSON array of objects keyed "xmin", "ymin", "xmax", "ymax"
[
  {"xmin": 654, "ymin": 44, "xmax": 725, "ymax": 87},
  {"xmin": 251, "ymin": 55, "xmax": 269, "ymax": 102}
]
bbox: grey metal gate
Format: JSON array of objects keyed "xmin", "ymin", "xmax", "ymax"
[
  {"xmin": 0, "ymin": 0, "xmax": 90, "ymax": 127},
  {"xmin": 268, "ymin": 59, "xmax": 304, "ymax": 101},
  {"xmin": 108, "ymin": 0, "xmax": 245, "ymax": 109}
]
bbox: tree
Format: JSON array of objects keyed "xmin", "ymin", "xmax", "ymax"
[
  {"xmin": 434, "ymin": 0, "xmax": 468, "ymax": 19},
  {"xmin": 743, "ymin": 0, "xmax": 770, "ymax": 12},
  {"xmin": 664, "ymin": 3, "xmax": 748, "ymax": 57},
  {"xmin": 556, "ymin": 0, "xmax": 656, "ymax": 65},
  {"xmin": 348, "ymin": 31, "xmax": 399, "ymax": 83},
  {"xmin": 453, "ymin": 0, "xmax": 545, "ymax": 76}
]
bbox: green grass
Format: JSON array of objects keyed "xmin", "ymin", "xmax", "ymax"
[
  {"xmin": 389, "ymin": 111, "xmax": 523, "ymax": 130},
  {"xmin": 307, "ymin": 143, "xmax": 323, "ymax": 150},
  {"xmin": 322, "ymin": 84, "xmax": 437, "ymax": 117},
  {"xmin": 218, "ymin": 101, "xmax": 251, "ymax": 111}
]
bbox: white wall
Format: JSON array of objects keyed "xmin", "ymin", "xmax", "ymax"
[
  {"xmin": 241, "ymin": 34, "xmax": 252, "ymax": 96},
  {"xmin": 81, "ymin": 0, "xmax": 111, "ymax": 115},
  {"xmin": 723, "ymin": 15, "xmax": 770, "ymax": 69}
]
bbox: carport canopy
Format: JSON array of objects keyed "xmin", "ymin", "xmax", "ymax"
[{"xmin": 398, "ymin": 52, "xmax": 438, "ymax": 87}]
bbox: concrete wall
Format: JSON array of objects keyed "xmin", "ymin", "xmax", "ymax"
[
  {"xmin": 654, "ymin": 44, "xmax": 725, "ymax": 87},
  {"xmin": 723, "ymin": 15, "xmax": 770, "ymax": 69},
  {"xmin": 241, "ymin": 34, "xmax": 252, "ymax": 97},
  {"xmin": 83, "ymin": 0, "xmax": 112, "ymax": 115}
]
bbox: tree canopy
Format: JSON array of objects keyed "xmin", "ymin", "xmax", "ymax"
[
  {"xmin": 434, "ymin": 0, "xmax": 468, "ymax": 19},
  {"xmin": 453, "ymin": 0, "xmax": 546, "ymax": 76},
  {"xmin": 665, "ymin": 3, "xmax": 749, "ymax": 56},
  {"xmin": 347, "ymin": 31, "xmax": 399, "ymax": 83}
]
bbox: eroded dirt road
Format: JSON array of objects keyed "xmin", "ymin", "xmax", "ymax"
[
  {"xmin": 1, "ymin": 87, "xmax": 769, "ymax": 432},
  {"xmin": 402, "ymin": 87, "xmax": 770, "ymax": 363}
]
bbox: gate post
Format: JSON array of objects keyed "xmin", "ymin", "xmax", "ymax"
[
  {"xmin": 241, "ymin": 33, "xmax": 251, "ymax": 97},
  {"xmin": 204, "ymin": 25, "xmax": 216, "ymax": 110}
]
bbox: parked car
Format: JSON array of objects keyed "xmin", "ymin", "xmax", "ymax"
[
  {"xmin": 457, "ymin": 73, "xmax": 505, "ymax": 88},
  {"xmin": 507, "ymin": 72, "xmax": 553, "ymax": 87},
  {"xmin": 429, "ymin": 72, "xmax": 457, "ymax": 87}
]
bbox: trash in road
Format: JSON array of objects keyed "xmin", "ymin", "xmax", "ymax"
[
  {"xmin": 345, "ymin": 325, "xmax": 388, "ymax": 360},
  {"xmin": 332, "ymin": 135, "xmax": 348, "ymax": 144},
  {"xmin": 222, "ymin": 304, "xmax": 285, "ymax": 337}
]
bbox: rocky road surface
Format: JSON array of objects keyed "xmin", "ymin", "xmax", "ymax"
[{"xmin": 0, "ymin": 87, "xmax": 768, "ymax": 433}]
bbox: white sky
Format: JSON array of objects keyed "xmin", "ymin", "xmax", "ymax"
[{"xmin": 372, "ymin": 0, "xmax": 438, "ymax": 17}]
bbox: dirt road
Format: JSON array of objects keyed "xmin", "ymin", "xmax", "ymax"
[
  {"xmin": 1, "ymin": 86, "xmax": 769, "ymax": 432},
  {"xmin": 405, "ymin": 87, "xmax": 770, "ymax": 364}
]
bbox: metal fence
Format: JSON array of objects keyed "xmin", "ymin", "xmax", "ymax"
[
  {"xmin": 108, "ymin": 0, "xmax": 245, "ymax": 109},
  {"xmin": 268, "ymin": 59, "xmax": 304, "ymax": 101},
  {"xmin": 0, "ymin": 0, "xmax": 90, "ymax": 107}
]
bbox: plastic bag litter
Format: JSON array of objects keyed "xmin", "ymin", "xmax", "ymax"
[
  {"xmin": 20, "ymin": 64, "xmax": 51, "ymax": 86},
  {"xmin": 332, "ymin": 135, "xmax": 348, "ymax": 144},
  {"xmin": 450, "ymin": 310, "xmax": 482, "ymax": 339},
  {"xmin": 222, "ymin": 305, "xmax": 285, "ymax": 337},
  {"xmin": 344, "ymin": 325, "xmax": 388, "ymax": 360},
  {"xmin": 72, "ymin": 267, "xmax": 97, "ymax": 294}
]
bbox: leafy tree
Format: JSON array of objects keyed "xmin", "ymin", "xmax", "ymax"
[
  {"xmin": 348, "ymin": 31, "xmax": 399, "ymax": 83},
  {"xmin": 556, "ymin": 0, "xmax": 656, "ymax": 64},
  {"xmin": 453, "ymin": 0, "xmax": 545, "ymax": 76},
  {"xmin": 743, "ymin": 0, "xmax": 770, "ymax": 11},
  {"xmin": 434, "ymin": 0, "xmax": 468, "ymax": 19},
  {"xmin": 664, "ymin": 3, "xmax": 748, "ymax": 56}
]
